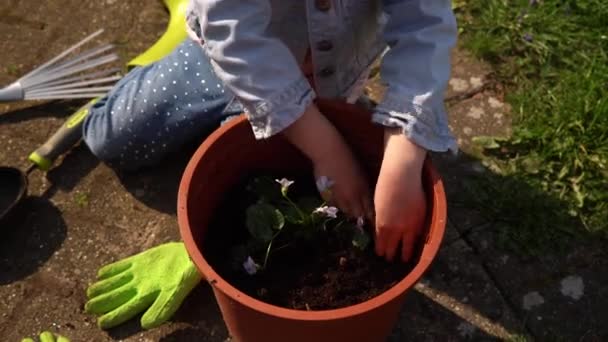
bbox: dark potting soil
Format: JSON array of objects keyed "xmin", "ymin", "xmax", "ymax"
[{"xmin": 203, "ymin": 173, "xmax": 415, "ymax": 310}]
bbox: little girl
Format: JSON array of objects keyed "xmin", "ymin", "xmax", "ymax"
[{"xmin": 82, "ymin": 0, "xmax": 458, "ymax": 263}]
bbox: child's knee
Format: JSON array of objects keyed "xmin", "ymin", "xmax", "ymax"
[
  {"xmin": 83, "ymin": 102, "xmax": 170, "ymax": 171},
  {"xmin": 82, "ymin": 109, "xmax": 119, "ymax": 165},
  {"xmin": 82, "ymin": 105, "xmax": 132, "ymax": 169}
]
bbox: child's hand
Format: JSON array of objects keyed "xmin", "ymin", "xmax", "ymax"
[
  {"xmin": 282, "ymin": 104, "xmax": 373, "ymax": 219},
  {"xmin": 374, "ymin": 128, "xmax": 427, "ymax": 262},
  {"xmin": 312, "ymin": 150, "xmax": 373, "ymax": 219}
]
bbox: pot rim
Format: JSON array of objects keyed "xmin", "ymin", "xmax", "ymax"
[{"xmin": 178, "ymin": 114, "xmax": 447, "ymax": 321}]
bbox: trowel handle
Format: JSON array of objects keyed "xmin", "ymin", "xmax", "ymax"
[{"xmin": 28, "ymin": 98, "xmax": 98, "ymax": 171}]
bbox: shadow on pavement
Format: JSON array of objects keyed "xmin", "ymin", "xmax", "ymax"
[
  {"xmin": 430, "ymin": 151, "xmax": 607, "ymax": 340},
  {"xmin": 0, "ymin": 196, "xmax": 67, "ymax": 285},
  {"xmin": 159, "ymin": 285, "xmax": 229, "ymax": 342},
  {"xmin": 0, "ymin": 100, "xmax": 88, "ymax": 125},
  {"xmin": 107, "ymin": 284, "xmax": 228, "ymax": 341},
  {"xmin": 115, "ymin": 133, "xmax": 214, "ymax": 216},
  {"xmin": 45, "ymin": 143, "xmax": 100, "ymax": 195}
]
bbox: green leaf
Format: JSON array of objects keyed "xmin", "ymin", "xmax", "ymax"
[
  {"xmin": 246, "ymin": 203, "xmax": 285, "ymax": 242},
  {"xmin": 247, "ymin": 177, "xmax": 282, "ymax": 203},
  {"xmin": 452, "ymin": 0, "xmax": 467, "ymax": 10},
  {"xmin": 520, "ymin": 155, "xmax": 542, "ymax": 174},
  {"xmin": 273, "ymin": 210, "xmax": 285, "ymax": 230},
  {"xmin": 279, "ymin": 196, "xmax": 322, "ymax": 225},
  {"xmin": 472, "ymin": 135, "xmax": 504, "ymax": 149},
  {"xmin": 279, "ymin": 203, "xmax": 301, "ymax": 224},
  {"xmin": 298, "ymin": 196, "xmax": 323, "ymax": 215},
  {"xmin": 352, "ymin": 229, "xmax": 371, "ymax": 250}
]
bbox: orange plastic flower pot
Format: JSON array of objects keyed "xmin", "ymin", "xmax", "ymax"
[{"xmin": 178, "ymin": 99, "xmax": 447, "ymax": 342}]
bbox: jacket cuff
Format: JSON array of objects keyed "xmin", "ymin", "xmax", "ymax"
[
  {"xmin": 244, "ymin": 77, "xmax": 316, "ymax": 139},
  {"xmin": 372, "ymin": 91, "xmax": 458, "ymax": 153}
]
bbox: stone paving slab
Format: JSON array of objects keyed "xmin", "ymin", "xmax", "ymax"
[
  {"xmin": 466, "ymin": 223, "xmax": 608, "ymax": 341},
  {"xmin": 390, "ymin": 237, "xmax": 526, "ymax": 341},
  {"xmin": 433, "ymin": 127, "xmax": 608, "ymax": 341}
]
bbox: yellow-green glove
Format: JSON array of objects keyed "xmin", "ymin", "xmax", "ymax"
[
  {"xmin": 85, "ymin": 242, "xmax": 202, "ymax": 329},
  {"xmin": 21, "ymin": 331, "xmax": 69, "ymax": 342}
]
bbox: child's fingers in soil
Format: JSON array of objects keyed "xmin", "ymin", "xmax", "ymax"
[
  {"xmin": 386, "ymin": 230, "xmax": 404, "ymax": 262},
  {"xmin": 401, "ymin": 232, "xmax": 416, "ymax": 263},
  {"xmin": 374, "ymin": 228, "xmax": 385, "ymax": 257},
  {"xmin": 363, "ymin": 197, "xmax": 375, "ymax": 222},
  {"xmin": 376, "ymin": 226, "xmax": 403, "ymax": 261}
]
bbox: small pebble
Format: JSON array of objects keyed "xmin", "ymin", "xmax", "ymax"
[
  {"xmin": 449, "ymin": 78, "xmax": 470, "ymax": 92},
  {"xmin": 457, "ymin": 322, "xmax": 476, "ymax": 338},
  {"xmin": 560, "ymin": 275, "xmax": 584, "ymax": 300},
  {"xmin": 522, "ymin": 291, "xmax": 545, "ymax": 310},
  {"xmin": 470, "ymin": 76, "xmax": 484, "ymax": 88},
  {"xmin": 488, "ymin": 96, "xmax": 504, "ymax": 108}
]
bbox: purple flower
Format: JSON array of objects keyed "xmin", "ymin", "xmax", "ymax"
[
  {"xmin": 523, "ymin": 33, "xmax": 534, "ymax": 42},
  {"xmin": 314, "ymin": 206, "xmax": 339, "ymax": 219},
  {"xmin": 275, "ymin": 178, "xmax": 294, "ymax": 195},
  {"xmin": 243, "ymin": 256, "xmax": 259, "ymax": 275},
  {"xmin": 315, "ymin": 176, "xmax": 335, "ymax": 193}
]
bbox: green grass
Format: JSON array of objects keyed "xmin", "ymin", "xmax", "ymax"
[
  {"xmin": 74, "ymin": 191, "xmax": 89, "ymax": 207},
  {"xmin": 4, "ymin": 64, "xmax": 19, "ymax": 76},
  {"xmin": 506, "ymin": 334, "xmax": 532, "ymax": 342},
  {"xmin": 454, "ymin": 0, "xmax": 607, "ymax": 254}
]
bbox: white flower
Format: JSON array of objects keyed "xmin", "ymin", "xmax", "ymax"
[
  {"xmin": 314, "ymin": 206, "xmax": 339, "ymax": 219},
  {"xmin": 275, "ymin": 178, "xmax": 294, "ymax": 195},
  {"xmin": 315, "ymin": 176, "xmax": 334, "ymax": 193},
  {"xmin": 275, "ymin": 178, "xmax": 294, "ymax": 189},
  {"xmin": 243, "ymin": 256, "xmax": 259, "ymax": 275},
  {"xmin": 356, "ymin": 216, "xmax": 365, "ymax": 230}
]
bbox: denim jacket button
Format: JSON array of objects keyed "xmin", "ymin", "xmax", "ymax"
[
  {"xmin": 316, "ymin": 40, "xmax": 333, "ymax": 51},
  {"xmin": 319, "ymin": 66, "xmax": 335, "ymax": 77},
  {"xmin": 315, "ymin": 0, "xmax": 331, "ymax": 12}
]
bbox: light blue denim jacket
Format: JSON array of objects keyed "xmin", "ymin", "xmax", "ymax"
[{"xmin": 186, "ymin": 0, "xmax": 458, "ymax": 153}]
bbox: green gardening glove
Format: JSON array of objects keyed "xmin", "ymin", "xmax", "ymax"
[
  {"xmin": 85, "ymin": 242, "xmax": 202, "ymax": 329},
  {"xmin": 21, "ymin": 331, "xmax": 70, "ymax": 342}
]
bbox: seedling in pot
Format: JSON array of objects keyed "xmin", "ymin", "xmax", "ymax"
[{"xmin": 234, "ymin": 176, "xmax": 371, "ymax": 275}]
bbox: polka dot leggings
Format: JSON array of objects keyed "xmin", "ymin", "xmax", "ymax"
[{"xmin": 82, "ymin": 38, "xmax": 243, "ymax": 171}]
